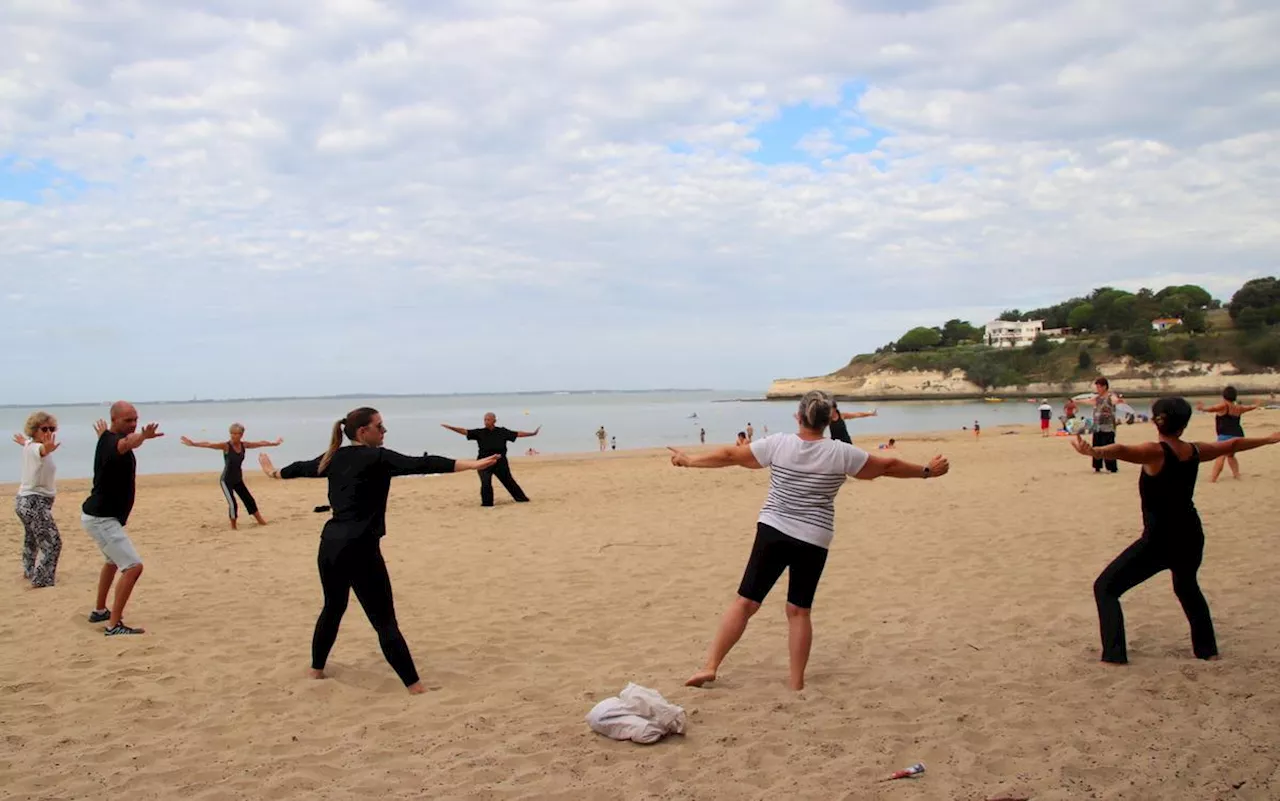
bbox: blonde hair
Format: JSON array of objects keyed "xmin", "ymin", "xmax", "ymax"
[
  {"xmin": 23, "ymin": 411, "xmax": 56, "ymax": 439},
  {"xmin": 229, "ymin": 423, "xmax": 245, "ymax": 435}
]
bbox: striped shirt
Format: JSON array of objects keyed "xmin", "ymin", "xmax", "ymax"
[{"xmin": 749, "ymin": 433, "xmax": 870, "ymax": 549}]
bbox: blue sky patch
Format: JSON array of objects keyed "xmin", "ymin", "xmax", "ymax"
[
  {"xmin": 0, "ymin": 157, "xmax": 88, "ymax": 204},
  {"xmin": 746, "ymin": 81, "xmax": 889, "ymax": 166}
]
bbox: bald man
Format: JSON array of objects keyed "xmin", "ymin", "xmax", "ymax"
[
  {"xmin": 441, "ymin": 413, "xmax": 539, "ymax": 506},
  {"xmin": 80, "ymin": 401, "xmax": 163, "ymax": 635}
]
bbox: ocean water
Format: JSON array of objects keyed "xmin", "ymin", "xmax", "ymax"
[{"xmin": 0, "ymin": 391, "xmax": 1059, "ymax": 483}]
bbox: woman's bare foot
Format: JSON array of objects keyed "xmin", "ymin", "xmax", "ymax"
[
  {"xmin": 230, "ymin": 519, "xmax": 238, "ymax": 530},
  {"xmin": 407, "ymin": 682, "xmax": 427, "ymax": 695},
  {"xmin": 685, "ymin": 669, "xmax": 717, "ymax": 687},
  {"xmin": 788, "ymin": 677, "xmax": 805, "ymax": 691},
  {"xmin": 308, "ymin": 668, "xmax": 325, "ymax": 679}
]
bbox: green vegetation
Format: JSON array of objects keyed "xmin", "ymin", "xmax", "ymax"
[{"xmin": 843, "ymin": 277, "xmax": 1280, "ymax": 390}]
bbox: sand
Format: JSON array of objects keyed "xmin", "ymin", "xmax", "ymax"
[{"xmin": 3, "ymin": 413, "xmax": 1280, "ymax": 801}]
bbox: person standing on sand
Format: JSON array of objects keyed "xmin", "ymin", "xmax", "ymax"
[
  {"xmin": 180, "ymin": 424, "xmax": 284, "ymax": 529},
  {"xmin": 700, "ymin": 428, "xmax": 706, "ymax": 444},
  {"xmin": 1196, "ymin": 387, "xmax": 1262, "ymax": 482},
  {"xmin": 441, "ymin": 413, "xmax": 540, "ymax": 506},
  {"xmin": 596, "ymin": 426, "xmax": 607, "ymax": 452},
  {"xmin": 12, "ymin": 412, "xmax": 62, "ymax": 587},
  {"xmin": 81, "ymin": 401, "xmax": 163, "ymax": 635},
  {"xmin": 259, "ymin": 407, "xmax": 498, "ymax": 694},
  {"xmin": 1076, "ymin": 377, "xmax": 1121, "ymax": 473},
  {"xmin": 1070, "ymin": 397, "xmax": 1280, "ymax": 664},
  {"xmin": 746, "ymin": 423, "xmax": 754, "ymax": 442},
  {"xmin": 828, "ymin": 401, "xmax": 877, "ymax": 445},
  {"xmin": 668, "ymin": 390, "xmax": 950, "ymax": 691},
  {"xmin": 1039, "ymin": 399, "xmax": 1053, "ymax": 437}
]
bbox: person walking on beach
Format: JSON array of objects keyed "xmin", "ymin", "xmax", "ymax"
[
  {"xmin": 12, "ymin": 412, "xmax": 62, "ymax": 587},
  {"xmin": 828, "ymin": 401, "xmax": 877, "ymax": 445},
  {"xmin": 668, "ymin": 390, "xmax": 950, "ymax": 691},
  {"xmin": 700, "ymin": 428, "xmax": 706, "ymax": 444},
  {"xmin": 1196, "ymin": 387, "xmax": 1261, "ymax": 482},
  {"xmin": 1039, "ymin": 399, "xmax": 1053, "ymax": 437},
  {"xmin": 441, "ymin": 413, "xmax": 540, "ymax": 506},
  {"xmin": 82, "ymin": 401, "xmax": 163, "ymax": 635},
  {"xmin": 259, "ymin": 407, "xmax": 498, "ymax": 694},
  {"xmin": 596, "ymin": 426, "xmax": 607, "ymax": 452},
  {"xmin": 746, "ymin": 423, "xmax": 754, "ymax": 442},
  {"xmin": 1070, "ymin": 397, "xmax": 1280, "ymax": 664},
  {"xmin": 1077, "ymin": 378, "xmax": 1121, "ymax": 473},
  {"xmin": 180, "ymin": 424, "xmax": 284, "ymax": 529}
]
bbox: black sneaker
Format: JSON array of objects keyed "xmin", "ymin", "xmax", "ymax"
[
  {"xmin": 104, "ymin": 622, "xmax": 144, "ymax": 636},
  {"xmin": 88, "ymin": 609, "xmax": 110, "ymax": 623}
]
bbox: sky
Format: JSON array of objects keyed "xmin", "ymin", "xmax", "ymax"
[{"xmin": 2, "ymin": 0, "xmax": 1277, "ymax": 405}]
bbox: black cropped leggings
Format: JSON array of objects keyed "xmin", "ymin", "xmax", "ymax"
[{"xmin": 313, "ymin": 538, "xmax": 419, "ymax": 686}]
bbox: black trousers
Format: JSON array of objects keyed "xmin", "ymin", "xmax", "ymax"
[
  {"xmin": 1093, "ymin": 533, "xmax": 1217, "ymax": 663},
  {"xmin": 220, "ymin": 478, "xmax": 259, "ymax": 518},
  {"xmin": 1092, "ymin": 430, "xmax": 1118, "ymax": 472},
  {"xmin": 479, "ymin": 456, "xmax": 528, "ymax": 506},
  {"xmin": 313, "ymin": 538, "xmax": 419, "ymax": 686}
]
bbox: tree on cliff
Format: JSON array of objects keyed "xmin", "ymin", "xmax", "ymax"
[
  {"xmin": 1228, "ymin": 277, "xmax": 1280, "ymax": 324},
  {"xmin": 896, "ymin": 327, "xmax": 943, "ymax": 352}
]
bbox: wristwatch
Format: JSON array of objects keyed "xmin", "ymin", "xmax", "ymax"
[{"xmin": 922, "ymin": 465, "xmax": 931, "ymax": 478}]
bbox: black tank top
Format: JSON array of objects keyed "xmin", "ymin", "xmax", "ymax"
[
  {"xmin": 1139, "ymin": 441, "xmax": 1202, "ymax": 539},
  {"xmin": 1215, "ymin": 408, "xmax": 1244, "ymax": 437},
  {"xmin": 829, "ymin": 416, "xmax": 851, "ymax": 444},
  {"xmin": 222, "ymin": 443, "xmax": 245, "ymax": 483}
]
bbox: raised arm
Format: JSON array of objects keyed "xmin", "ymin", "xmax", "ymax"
[
  {"xmin": 381, "ymin": 449, "xmax": 498, "ymax": 477},
  {"xmin": 668, "ymin": 444, "xmax": 762, "ymax": 469},
  {"xmin": 117, "ymin": 423, "xmax": 164, "ymax": 454},
  {"xmin": 12, "ymin": 433, "xmax": 26, "ymax": 447},
  {"xmin": 1069, "ymin": 435, "xmax": 1164, "ymax": 465},
  {"xmin": 259, "ymin": 452, "xmax": 323, "ymax": 479},
  {"xmin": 242, "ymin": 437, "xmax": 284, "ymax": 449},
  {"xmin": 180, "ymin": 436, "xmax": 228, "ymax": 451},
  {"xmin": 515, "ymin": 426, "xmax": 541, "ymax": 438},
  {"xmin": 1194, "ymin": 432, "xmax": 1280, "ymax": 461},
  {"xmin": 853, "ymin": 453, "xmax": 949, "ymax": 480},
  {"xmin": 841, "ymin": 410, "xmax": 878, "ymax": 420},
  {"xmin": 440, "ymin": 424, "xmax": 469, "ymax": 436}
]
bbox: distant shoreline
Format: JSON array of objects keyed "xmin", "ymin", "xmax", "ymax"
[{"xmin": 761, "ymin": 388, "xmax": 1251, "ymax": 402}]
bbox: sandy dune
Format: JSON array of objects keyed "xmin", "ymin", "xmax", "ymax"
[{"xmin": 3, "ymin": 412, "xmax": 1279, "ymax": 800}]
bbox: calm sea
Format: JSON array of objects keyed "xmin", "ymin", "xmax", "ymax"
[{"xmin": 0, "ymin": 391, "xmax": 1054, "ymax": 483}]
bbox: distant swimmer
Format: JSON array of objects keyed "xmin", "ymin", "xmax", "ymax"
[
  {"xmin": 441, "ymin": 413, "xmax": 540, "ymax": 507},
  {"xmin": 259, "ymin": 407, "xmax": 498, "ymax": 694},
  {"xmin": 669, "ymin": 390, "xmax": 949, "ymax": 690},
  {"xmin": 1070, "ymin": 398, "xmax": 1280, "ymax": 664},
  {"xmin": 1196, "ymin": 386, "xmax": 1262, "ymax": 482},
  {"xmin": 180, "ymin": 424, "xmax": 283, "ymax": 529}
]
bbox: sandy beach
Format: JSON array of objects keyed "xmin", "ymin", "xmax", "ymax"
[{"xmin": 3, "ymin": 413, "xmax": 1280, "ymax": 801}]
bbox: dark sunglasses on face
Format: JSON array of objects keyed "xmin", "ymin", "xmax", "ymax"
[{"xmin": 40, "ymin": 426, "xmax": 57, "ymax": 433}]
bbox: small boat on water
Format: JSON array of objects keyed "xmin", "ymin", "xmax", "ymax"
[{"xmin": 983, "ymin": 397, "xmax": 1004, "ymax": 403}]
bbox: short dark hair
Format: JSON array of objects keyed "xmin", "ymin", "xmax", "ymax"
[
  {"xmin": 1095, "ymin": 377, "xmax": 1110, "ymax": 389},
  {"xmin": 1223, "ymin": 386, "xmax": 1238, "ymax": 402},
  {"xmin": 1151, "ymin": 397, "xmax": 1192, "ymax": 436}
]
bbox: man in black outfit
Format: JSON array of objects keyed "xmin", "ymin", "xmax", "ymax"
[{"xmin": 442, "ymin": 413, "xmax": 540, "ymax": 506}]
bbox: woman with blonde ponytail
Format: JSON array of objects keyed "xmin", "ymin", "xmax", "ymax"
[{"xmin": 258, "ymin": 407, "xmax": 498, "ymax": 694}]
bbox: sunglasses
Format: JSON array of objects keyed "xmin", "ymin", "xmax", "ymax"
[{"xmin": 40, "ymin": 426, "xmax": 57, "ymax": 433}]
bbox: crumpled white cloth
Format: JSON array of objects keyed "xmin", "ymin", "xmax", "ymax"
[{"xmin": 585, "ymin": 683, "xmax": 687, "ymax": 744}]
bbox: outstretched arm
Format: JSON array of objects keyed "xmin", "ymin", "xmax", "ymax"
[
  {"xmin": 1195, "ymin": 432, "xmax": 1280, "ymax": 461},
  {"xmin": 1069, "ymin": 435, "xmax": 1164, "ymax": 465},
  {"xmin": 180, "ymin": 436, "xmax": 228, "ymax": 451},
  {"xmin": 854, "ymin": 453, "xmax": 949, "ymax": 480},
  {"xmin": 242, "ymin": 438, "xmax": 283, "ymax": 448},
  {"xmin": 440, "ymin": 424, "xmax": 468, "ymax": 436},
  {"xmin": 12, "ymin": 433, "xmax": 26, "ymax": 447},
  {"xmin": 515, "ymin": 426, "xmax": 541, "ymax": 438},
  {"xmin": 668, "ymin": 444, "xmax": 762, "ymax": 469},
  {"xmin": 841, "ymin": 410, "xmax": 877, "ymax": 420},
  {"xmin": 259, "ymin": 452, "xmax": 323, "ymax": 479},
  {"xmin": 116, "ymin": 423, "xmax": 164, "ymax": 454},
  {"xmin": 1196, "ymin": 401, "xmax": 1227, "ymax": 414},
  {"xmin": 1239, "ymin": 404, "xmax": 1262, "ymax": 414},
  {"xmin": 381, "ymin": 449, "xmax": 499, "ymax": 477}
]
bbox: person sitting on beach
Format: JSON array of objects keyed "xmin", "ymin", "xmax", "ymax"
[
  {"xmin": 878, "ymin": 438, "xmax": 896, "ymax": 450},
  {"xmin": 1069, "ymin": 397, "xmax": 1280, "ymax": 665},
  {"xmin": 259, "ymin": 407, "xmax": 498, "ymax": 694},
  {"xmin": 736, "ymin": 431, "xmax": 748, "ymax": 446},
  {"xmin": 1196, "ymin": 386, "xmax": 1262, "ymax": 482},
  {"xmin": 668, "ymin": 390, "xmax": 950, "ymax": 691}
]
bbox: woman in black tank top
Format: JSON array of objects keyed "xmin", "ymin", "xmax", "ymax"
[
  {"xmin": 1071, "ymin": 397, "xmax": 1280, "ymax": 664},
  {"xmin": 180, "ymin": 423, "xmax": 284, "ymax": 529},
  {"xmin": 1196, "ymin": 385, "xmax": 1261, "ymax": 483}
]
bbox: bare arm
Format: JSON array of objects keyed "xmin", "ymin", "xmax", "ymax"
[
  {"xmin": 1069, "ymin": 435, "xmax": 1164, "ymax": 465},
  {"xmin": 12, "ymin": 433, "xmax": 26, "ymax": 447},
  {"xmin": 1196, "ymin": 401, "xmax": 1227, "ymax": 414},
  {"xmin": 180, "ymin": 436, "xmax": 228, "ymax": 450},
  {"xmin": 117, "ymin": 423, "xmax": 164, "ymax": 453},
  {"xmin": 667, "ymin": 444, "xmax": 762, "ymax": 469},
  {"xmin": 440, "ymin": 424, "xmax": 468, "ymax": 436},
  {"xmin": 1195, "ymin": 432, "xmax": 1280, "ymax": 461},
  {"xmin": 841, "ymin": 410, "xmax": 878, "ymax": 420},
  {"xmin": 515, "ymin": 426, "xmax": 541, "ymax": 438},
  {"xmin": 242, "ymin": 438, "xmax": 283, "ymax": 448},
  {"xmin": 854, "ymin": 453, "xmax": 949, "ymax": 480}
]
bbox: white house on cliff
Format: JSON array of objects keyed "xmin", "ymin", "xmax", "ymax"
[{"xmin": 984, "ymin": 319, "xmax": 1044, "ymax": 348}]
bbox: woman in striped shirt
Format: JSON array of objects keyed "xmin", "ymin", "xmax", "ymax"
[{"xmin": 668, "ymin": 390, "xmax": 950, "ymax": 691}]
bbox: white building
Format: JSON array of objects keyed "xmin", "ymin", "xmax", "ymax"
[
  {"xmin": 1151, "ymin": 317, "xmax": 1182, "ymax": 332},
  {"xmin": 984, "ymin": 319, "xmax": 1044, "ymax": 348}
]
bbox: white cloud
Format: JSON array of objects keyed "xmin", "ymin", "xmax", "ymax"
[{"xmin": 0, "ymin": 0, "xmax": 1277, "ymax": 403}]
